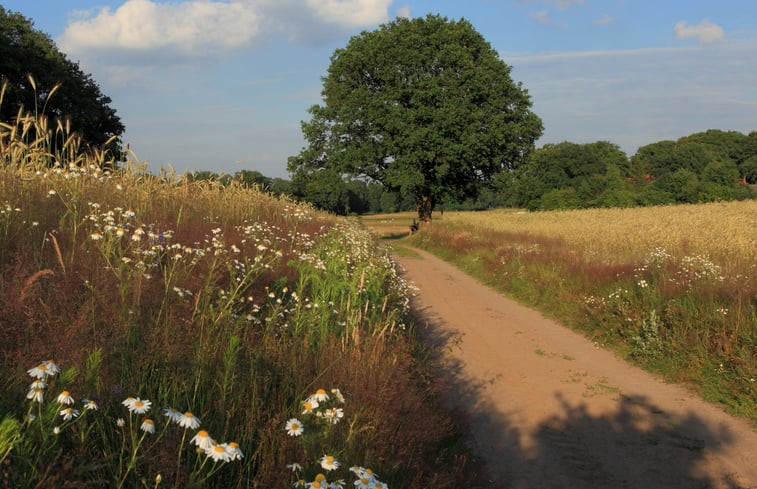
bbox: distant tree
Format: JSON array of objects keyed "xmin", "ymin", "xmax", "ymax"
[
  {"xmin": 290, "ymin": 168, "xmax": 349, "ymax": 214},
  {"xmin": 288, "ymin": 14, "xmax": 542, "ymax": 222},
  {"xmin": 0, "ymin": 6, "xmax": 124, "ymax": 155},
  {"xmin": 268, "ymin": 177, "xmax": 293, "ymax": 196},
  {"xmin": 512, "ymin": 141, "xmax": 628, "ymax": 209},
  {"xmin": 654, "ymin": 168, "xmax": 700, "ymax": 203},
  {"xmin": 680, "ymin": 129, "xmax": 757, "ymax": 166},
  {"xmin": 741, "ymin": 155, "xmax": 757, "ymax": 184},
  {"xmin": 235, "ymin": 170, "xmax": 272, "ymax": 189},
  {"xmin": 539, "ymin": 187, "xmax": 581, "ymax": 210}
]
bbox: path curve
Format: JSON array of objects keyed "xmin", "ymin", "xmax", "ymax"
[{"xmin": 393, "ymin": 245, "xmax": 756, "ymax": 489}]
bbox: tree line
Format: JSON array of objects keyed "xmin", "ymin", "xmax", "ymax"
[{"xmin": 190, "ymin": 129, "xmax": 756, "ymax": 215}]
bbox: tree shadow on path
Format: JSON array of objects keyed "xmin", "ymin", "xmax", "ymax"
[{"xmin": 410, "ymin": 303, "xmax": 753, "ymax": 489}]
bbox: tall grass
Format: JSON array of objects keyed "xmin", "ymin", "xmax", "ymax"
[
  {"xmin": 411, "ymin": 206, "xmax": 756, "ymax": 423},
  {"xmin": 0, "ymin": 86, "xmax": 474, "ymax": 487}
]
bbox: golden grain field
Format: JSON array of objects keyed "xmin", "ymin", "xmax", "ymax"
[{"xmin": 439, "ymin": 201, "xmax": 757, "ymax": 271}]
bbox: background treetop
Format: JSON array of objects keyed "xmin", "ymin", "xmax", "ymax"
[{"xmin": 0, "ymin": 6, "xmax": 124, "ymax": 155}]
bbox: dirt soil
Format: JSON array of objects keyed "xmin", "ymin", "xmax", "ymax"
[{"xmin": 393, "ymin": 245, "xmax": 756, "ymax": 489}]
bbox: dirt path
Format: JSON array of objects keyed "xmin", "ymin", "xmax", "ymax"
[{"xmin": 393, "ymin": 245, "xmax": 756, "ymax": 489}]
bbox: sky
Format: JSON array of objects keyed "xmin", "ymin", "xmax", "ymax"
[{"xmin": 3, "ymin": 0, "xmax": 756, "ymax": 178}]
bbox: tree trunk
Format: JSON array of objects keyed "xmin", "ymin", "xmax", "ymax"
[{"xmin": 417, "ymin": 194, "xmax": 434, "ymax": 223}]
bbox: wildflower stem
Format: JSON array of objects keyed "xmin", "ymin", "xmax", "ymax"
[{"xmin": 175, "ymin": 428, "xmax": 189, "ymax": 487}]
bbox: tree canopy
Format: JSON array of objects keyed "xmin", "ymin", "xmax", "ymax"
[
  {"xmin": 288, "ymin": 14, "xmax": 543, "ymax": 221},
  {"xmin": 0, "ymin": 6, "xmax": 124, "ymax": 155}
]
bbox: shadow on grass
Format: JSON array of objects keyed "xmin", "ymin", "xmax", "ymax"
[
  {"xmin": 380, "ymin": 231, "xmax": 412, "ymax": 240},
  {"xmin": 404, "ymin": 284, "xmax": 750, "ymax": 489}
]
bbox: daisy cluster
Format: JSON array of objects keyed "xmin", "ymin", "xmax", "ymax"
[
  {"xmin": 23, "ymin": 359, "xmax": 241, "ymax": 472},
  {"xmin": 287, "ymin": 465, "xmax": 388, "ymax": 489},
  {"xmin": 285, "ymin": 388, "xmax": 345, "ymax": 438},
  {"xmin": 284, "ymin": 389, "xmax": 388, "ymax": 489},
  {"xmin": 161, "ymin": 407, "xmax": 244, "ymax": 463}
]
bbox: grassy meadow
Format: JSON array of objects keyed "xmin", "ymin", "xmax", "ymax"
[
  {"xmin": 0, "ymin": 110, "xmax": 475, "ymax": 487},
  {"xmin": 405, "ymin": 204, "xmax": 756, "ymax": 424}
]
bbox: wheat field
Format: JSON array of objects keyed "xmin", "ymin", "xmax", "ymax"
[{"xmin": 439, "ymin": 201, "xmax": 757, "ymax": 271}]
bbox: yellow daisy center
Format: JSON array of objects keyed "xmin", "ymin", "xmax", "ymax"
[
  {"xmin": 197, "ymin": 430, "xmax": 209, "ymax": 437},
  {"xmin": 213, "ymin": 445, "xmax": 225, "ymax": 453}
]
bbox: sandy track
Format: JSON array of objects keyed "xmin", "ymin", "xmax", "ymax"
[{"xmin": 393, "ymin": 246, "xmax": 756, "ymax": 489}]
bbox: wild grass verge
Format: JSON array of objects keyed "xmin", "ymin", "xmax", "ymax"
[
  {"xmin": 0, "ymin": 93, "xmax": 477, "ymax": 487},
  {"xmin": 410, "ymin": 206, "xmax": 756, "ymax": 425}
]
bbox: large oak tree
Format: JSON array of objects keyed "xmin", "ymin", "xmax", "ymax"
[{"xmin": 288, "ymin": 14, "xmax": 542, "ymax": 221}]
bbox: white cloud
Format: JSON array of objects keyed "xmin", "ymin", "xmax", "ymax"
[
  {"xmin": 674, "ymin": 19, "xmax": 725, "ymax": 44},
  {"xmin": 305, "ymin": 0, "xmax": 391, "ymax": 27},
  {"xmin": 529, "ymin": 11, "xmax": 551, "ymax": 24},
  {"xmin": 529, "ymin": 10, "xmax": 566, "ymax": 28},
  {"xmin": 395, "ymin": 4, "xmax": 412, "ymax": 19},
  {"xmin": 60, "ymin": 0, "xmax": 260, "ymax": 57},
  {"xmin": 59, "ymin": 0, "xmax": 392, "ymax": 67},
  {"xmin": 593, "ymin": 13, "xmax": 614, "ymax": 26}
]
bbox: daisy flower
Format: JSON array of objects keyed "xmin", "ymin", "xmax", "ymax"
[
  {"xmin": 128, "ymin": 398, "xmax": 152, "ymax": 414},
  {"xmin": 163, "ymin": 407, "xmax": 181, "ymax": 423},
  {"xmin": 30, "ymin": 379, "xmax": 46, "ymax": 390},
  {"xmin": 191, "ymin": 430, "xmax": 215, "ymax": 450},
  {"xmin": 44, "ymin": 360, "xmax": 61, "ymax": 375},
  {"xmin": 310, "ymin": 388, "xmax": 329, "ymax": 403},
  {"xmin": 371, "ymin": 482, "xmax": 388, "ymax": 489},
  {"xmin": 26, "ymin": 387, "xmax": 44, "ymax": 403},
  {"xmin": 324, "ymin": 408, "xmax": 344, "ymax": 425},
  {"xmin": 302, "ymin": 400, "xmax": 319, "ymax": 414},
  {"xmin": 178, "ymin": 411, "xmax": 201, "ymax": 429},
  {"xmin": 59, "ymin": 407, "xmax": 80, "ymax": 421},
  {"xmin": 83, "ymin": 399, "xmax": 99, "ymax": 410},
  {"xmin": 205, "ymin": 443, "xmax": 232, "ymax": 463},
  {"xmin": 140, "ymin": 418, "xmax": 155, "ymax": 434},
  {"xmin": 331, "ymin": 388, "xmax": 345, "ymax": 403},
  {"xmin": 287, "ymin": 462, "xmax": 303, "ymax": 472},
  {"xmin": 116, "ymin": 418, "xmax": 125, "ymax": 427},
  {"xmin": 349, "ymin": 467, "xmax": 377, "ymax": 481},
  {"xmin": 27, "ymin": 363, "xmax": 51, "ymax": 379},
  {"xmin": 285, "ymin": 418, "xmax": 304, "ymax": 437},
  {"xmin": 354, "ymin": 477, "xmax": 372, "ymax": 489},
  {"xmin": 309, "ymin": 473, "xmax": 328, "ymax": 489},
  {"xmin": 224, "ymin": 442, "xmax": 244, "ymax": 461},
  {"xmin": 320, "ymin": 454, "xmax": 339, "ymax": 471},
  {"xmin": 122, "ymin": 397, "xmax": 136, "ymax": 409},
  {"xmin": 293, "ymin": 479, "xmax": 306, "ymax": 488},
  {"xmin": 57, "ymin": 390, "xmax": 74, "ymax": 405}
]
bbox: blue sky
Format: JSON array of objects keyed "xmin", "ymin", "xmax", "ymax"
[{"xmin": 3, "ymin": 0, "xmax": 756, "ymax": 178}]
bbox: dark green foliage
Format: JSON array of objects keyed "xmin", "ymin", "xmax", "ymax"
[
  {"xmin": 289, "ymin": 14, "xmax": 542, "ymax": 221},
  {"xmin": 0, "ymin": 7, "xmax": 124, "ymax": 154}
]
